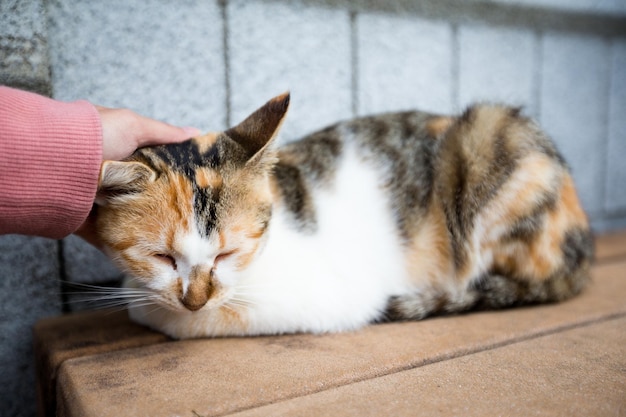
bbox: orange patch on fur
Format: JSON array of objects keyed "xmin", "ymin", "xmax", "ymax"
[
  {"xmin": 120, "ymin": 252, "xmax": 156, "ymax": 279},
  {"xmin": 405, "ymin": 205, "xmax": 454, "ymax": 286},
  {"xmin": 558, "ymin": 175, "xmax": 587, "ymax": 226},
  {"xmin": 98, "ymin": 170, "xmax": 195, "ymax": 282},
  {"xmin": 107, "ymin": 236, "xmax": 137, "ymax": 252},
  {"xmin": 169, "ymin": 173, "xmax": 194, "ymax": 224},
  {"xmin": 489, "ymin": 234, "xmax": 558, "ymax": 282},
  {"xmin": 539, "ymin": 173, "xmax": 589, "ymax": 273},
  {"xmin": 485, "ymin": 154, "xmax": 559, "ymax": 235},
  {"xmin": 426, "ymin": 116, "xmax": 455, "ymax": 138},
  {"xmin": 218, "ymin": 230, "xmax": 227, "ymax": 250},
  {"xmin": 173, "ymin": 278, "xmax": 183, "ymax": 299},
  {"xmin": 195, "ymin": 168, "xmax": 223, "ymax": 189},
  {"xmin": 217, "ymin": 303, "xmax": 248, "ymax": 333},
  {"xmin": 235, "ymin": 241, "xmax": 261, "ymax": 271},
  {"xmin": 193, "ymin": 133, "xmax": 219, "ymax": 154},
  {"xmin": 474, "ymin": 154, "xmax": 566, "ymax": 281},
  {"xmin": 488, "ymin": 170, "xmax": 589, "ymax": 282},
  {"xmin": 246, "ymin": 228, "xmax": 266, "ymax": 240}
]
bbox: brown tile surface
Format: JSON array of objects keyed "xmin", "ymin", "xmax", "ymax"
[
  {"xmin": 595, "ymin": 228, "xmax": 626, "ymax": 262},
  {"xmin": 34, "ymin": 309, "xmax": 169, "ymax": 417},
  {"xmin": 54, "ymin": 259, "xmax": 626, "ymax": 417},
  {"xmin": 229, "ymin": 317, "xmax": 626, "ymax": 417}
]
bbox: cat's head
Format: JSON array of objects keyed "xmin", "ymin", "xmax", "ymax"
[{"xmin": 94, "ymin": 93, "xmax": 289, "ymax": 313}]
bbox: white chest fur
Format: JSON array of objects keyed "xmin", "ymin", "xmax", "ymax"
[{"xmin": 239, "ymin": 146, "xmax": 410, "ymax": 334}]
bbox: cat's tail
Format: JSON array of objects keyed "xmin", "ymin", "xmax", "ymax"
[
  {"xmin": 385, "ymin": 232, "xmax": 593, "ymax": 320},
  {"xmin": 386, "ymin": 227, "xmax": 594, "ymax": 321},
  {"xmin": 470, "ymin": 236, "xmax": 593, "ymax": 312}
]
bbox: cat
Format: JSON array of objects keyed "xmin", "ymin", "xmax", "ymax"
[{"xmin": 94, "ymin": 93, "xmax": 594, "ymax": 339}]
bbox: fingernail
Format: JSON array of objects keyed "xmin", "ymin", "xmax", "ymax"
[{"xmin": 183, "ymin": 127, "xmax": 202, "ymax": 137}]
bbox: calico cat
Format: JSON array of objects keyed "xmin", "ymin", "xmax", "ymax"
[{"xmin": 95, "ymin": 93, "xmax": 593, "ymax": 339}]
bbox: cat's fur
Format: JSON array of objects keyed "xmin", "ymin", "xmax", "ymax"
[{"xmin": 95, "ymin": 93, "xmax": 593, "ymax": 339}]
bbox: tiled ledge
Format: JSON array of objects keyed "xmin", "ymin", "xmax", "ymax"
[{"xmin": 34, "ymin": 232, "xmax": 626, "ymax": 417}]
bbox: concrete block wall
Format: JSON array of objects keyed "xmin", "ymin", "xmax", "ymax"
[
  {"xmin": 1, "ymin": 2, "xmax": 59, "ymax": 416},
  {"xmin": 0, "ymin": 0, "xmax": 625, "ymax": 415},
  {"xmin": 0, "ymin": 0, "xmax": 50, "ymax": 96}
]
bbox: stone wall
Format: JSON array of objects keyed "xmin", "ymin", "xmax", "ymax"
[{"xmin": 1, "ymin": 0, "xmax": 624, "ymax": 415}]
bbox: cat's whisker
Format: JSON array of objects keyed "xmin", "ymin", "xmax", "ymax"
[
  {"xmin": 104, "ymin": 296, "xmax": 155, "ymax": 305},
  {"xmin": 232, "ymin": 285, "xmax": 277, "ymax": 293},
  {"xmin": 230, "ymin": 292, "xmax": 269, "ymax": 301},
  {"xmin": 127, "ymin": 302, "xmax": 160, "ymax": 311},
  {"xmin": 234, "ymin": 283, "xmax": 280, "ymax": 290},
  {"xmin": 62, "ymin": 280, "xmax": 160, "ymax": 312},
  {"xmin": 136, "ymin": 304, "xmax": 166, "ymax": 319},
  {"xmin": 76, "ymin": 300, "xmax": 151, "ymax": 311},
  {"xmin": 220, "ymin": 303, "xmax": 238, "ymax": 314},
  {"xmin": 230, "ymin": 296, "xmax": 256, "ymax": 304},
  {"xmin": 72, "ymin": 291, "xmax": 155, "ymax": 300},
  {"xmin": 66, "ymin": 292, "xmax": 149, "ymax": 301},
  {"xmin": 63, "ymin": 290, "xmax": 152, "ymax": 299},
  {"xmin": 226, "ymin": 298, "xmax": 257, "ymax": 310}
]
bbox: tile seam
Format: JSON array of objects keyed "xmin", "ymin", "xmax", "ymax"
[
  {"xmin": 602, "ymin": 38, "xmax": 616, "ymax": 215},
  {"xmin": 349, "ymin": 9, "xmax": 358, "ymax": 117},
  {"xmin": 532, "ymin": 29, "xmax": 543, "ymax": 121},
  {"xmin": 451, "ymin": 23, "xmax": 460, "ymax": 111},
  {"xmin": 57, "ymin": 240, "xmax": 71, "ymax": 313},
  {"xmin": 220, "ymin": 0, "xmax": 231, "ymax": 128},
  {"xmin": 218, "ymin": 312, "xmax": 626, "ymax": 417}
]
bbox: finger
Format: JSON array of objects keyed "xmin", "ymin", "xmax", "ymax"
[{"xmin": 135, "ymin": 114, "xmax": 201, "ymax": 147}]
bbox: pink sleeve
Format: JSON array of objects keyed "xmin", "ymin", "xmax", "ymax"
[{"xmin": 0, "ymin": 86, "xmax": 103, "ymax": 239}]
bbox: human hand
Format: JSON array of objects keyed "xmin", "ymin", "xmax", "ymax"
[
  {"xmin": 75, "ymin": 106, "xmax": 201, "ymax": 248},
  {"xmin": 96, "ymin": 106, "xmax": 201, "ymax": 161}
]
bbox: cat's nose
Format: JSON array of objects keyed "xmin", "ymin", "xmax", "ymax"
[
  {"xmin": 181, "ymin": 291, "xmax": 208, "ymax": 311},
  {"xmin": 180, "ymin": 266, "xmax": 215, "ymax": 311}
]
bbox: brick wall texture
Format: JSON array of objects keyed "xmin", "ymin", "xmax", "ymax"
[{"xmin": 1, "ymin": 0, "xmax": 625, "ymax": 415}]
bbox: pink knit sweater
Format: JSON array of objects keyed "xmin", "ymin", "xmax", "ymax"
[{"xmin": 0, "ymin": 86, "xmax": 102, "ymax": 239}]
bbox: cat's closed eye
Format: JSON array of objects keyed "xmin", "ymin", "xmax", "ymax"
[
  {"xmin": 215, "ymin": 250, "xmax": 237, "ymax": 265},
  {"xmin": 154, "ymin": 253, "xmax": 177, "ymax": 270}
]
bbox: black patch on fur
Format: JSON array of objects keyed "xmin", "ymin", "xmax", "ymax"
[
  {"xmin": 194, "ymin": 184, "xmax": 221, "ymax": 237},
  {"xmin": 561, "ymin": 227, "xmax": 595, "ymax": 273},
  {"xmin": 151, "ymin": 140, "xmax": 223, "ymax": 176},
  {"xmin": 470, "ymin": 274, "xmax": 528, "ymax": 309},
  {"xmin": 279, "ymin": 128, "xmax": 343, "ymax": 183},
  {"xmin": 347, "ymin": 111, "xmax": 438, "ymax": 240},
  {"xmin": 504, "ymin": 192, "xmax": 557, "ymax": 243},
  {"xmin": 384, "ymin": 285, "xmax": 479, "ymax": 320},
  {"xmin": 472, "ymin": 227, "xmax": 593, "ymax": 308},
  {"xmin": 535, "ymin": 131, "xmax": 568, "ymax": 168},
  {"xmin": 438, "ymin": 106, "xmax": 522, "ymax": 269},
  {"xmin": 388, "ymin": 114, "xmax": 438, "ymax": 239},
  {"xmin": 273, "ymin": 162, "xmax": 316, "ymax": 231},
  {"xmin": 137, "ymin": 139, "xmax": 230, "ymax": 236},
  {"xmin": 506, "ymin": 213, "xmax": 545, "ymax": 242}
]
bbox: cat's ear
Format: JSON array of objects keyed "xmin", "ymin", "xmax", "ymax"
[
  {"xmin": 224, "ymin": 92, "xmax": 290, "ymax": 164},
  {"xmin": 96, "ymin": 160, "xmax": 156, "ymax": 205}
]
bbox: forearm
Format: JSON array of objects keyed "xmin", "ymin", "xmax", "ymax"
[{"xmin": 0, "ymin": 87, "xmax": 102, "ymax": 239}]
